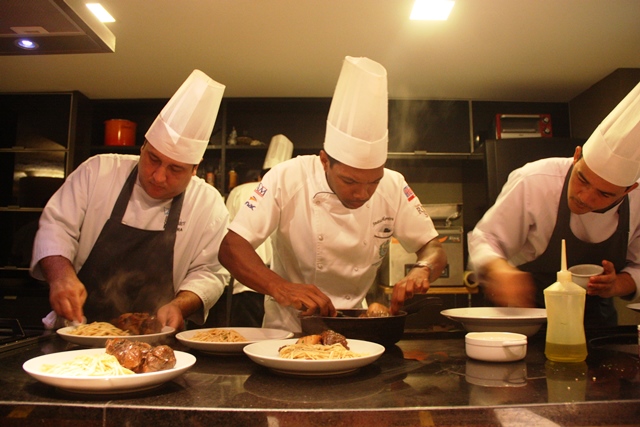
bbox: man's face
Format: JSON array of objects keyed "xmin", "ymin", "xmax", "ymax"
[
  {"xmin": 320, "ymin": 150, "xmax": 384, "ymax": 209},
  {"xmin": 138, "ymin": 141, "xmax": 197, "ymax": 200},
  {"xmin": 567, "ymin": 147, "xmax": 637, "ymax": 214}
]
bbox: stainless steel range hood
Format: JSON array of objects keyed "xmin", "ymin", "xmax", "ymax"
[{"xmin": 0, "ymin": 0, "xmax": 115, "ymax": 55}]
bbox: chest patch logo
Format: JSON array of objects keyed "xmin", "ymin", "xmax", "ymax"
[{"xmin": 403, "ymin": 185, "xmax": 416, "ymax": 202}]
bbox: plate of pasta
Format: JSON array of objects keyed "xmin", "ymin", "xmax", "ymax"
[
  {"xmin": 57, "ymin": 323, "xmax": 176, "ymax": 347},
  {"xmin": 175, "ymin": 327, "xmax": 294, "ymax": 355},
  {"xmin": 242, "ymin": 338, "xmax": 385, "ymax": 377},
  {"xmin": 22, "ymin": 348, "xmax": 196, "ymax": 394}
]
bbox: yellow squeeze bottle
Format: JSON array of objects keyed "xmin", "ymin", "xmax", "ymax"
[{"xmin": 543, "ymin": 239, "xmax": 588, "ymax": 362}]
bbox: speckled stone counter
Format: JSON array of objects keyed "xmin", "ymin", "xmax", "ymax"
[{"xmin": 1, "ymin": 326, "xmax": 639, "ymax": 427}]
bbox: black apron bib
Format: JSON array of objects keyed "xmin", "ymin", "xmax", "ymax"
[
  {"xmin": 79, "ymin": 166, "xmax": 183, "ymax": 322},
  {"xmin": 519, "ymin": 166, "xmax": 628, "ymax": 327}
]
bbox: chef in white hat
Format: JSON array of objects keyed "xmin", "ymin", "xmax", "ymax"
[
  {"xmin": 31, "ymin": 70, "xmax": 229, "ymax": 331},
  {"xmin": 468, "ymin": 81, "xmax": 640, "ymax": 326},
  {"xmin": 219, "ymin": 56, "xmax": 446, "ymax": 333}
]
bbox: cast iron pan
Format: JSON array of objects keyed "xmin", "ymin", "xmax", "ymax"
[{"xmin": 300, "ymin": 296, "xmax": 442, "ymax": 347}]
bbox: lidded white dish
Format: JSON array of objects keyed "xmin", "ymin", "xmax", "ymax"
[{"xmin": 465, "ymin": 332, "xmax": 527, "ymax": 362}]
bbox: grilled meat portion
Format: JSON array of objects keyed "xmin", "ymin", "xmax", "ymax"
[
  {"xmin": 111, "ymin": 313, "xmax": 163, "ymax": 335},
  {"xmin": 106, "ymin": 338, "xmax": 176, "ymax": 373}
]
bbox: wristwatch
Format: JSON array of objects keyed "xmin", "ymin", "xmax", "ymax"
[
  {"xmin": 413, "ymin": 261, "xmax": 435, "ymax": 281},
  {"xmin": 414, "ymin": 261, "xmax": 435, "ymax": 271}
]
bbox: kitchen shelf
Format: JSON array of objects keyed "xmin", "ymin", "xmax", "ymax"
[
  {"xmin": 0, "ymin": 91, "xmax": 90, "ymax": 289},
  {"xmin": 387, "ymin": 152, "xmax": 484, "ymax": 161}
]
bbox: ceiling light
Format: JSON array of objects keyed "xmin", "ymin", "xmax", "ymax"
[
  {"xmin": 15, "ymin": 39, "xmax": 39, "ymax": 50},
  {"xmin": 410, "ymin": 0, "xmax": 455, "ymax": 21},
  {"xmin": 86, "ymin": 3, "xmax": 115, "ymax": 23}
]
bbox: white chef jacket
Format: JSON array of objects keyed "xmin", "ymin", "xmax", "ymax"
[
  {"xmin": 228, "ymin": 155, "xmax": 439, "ymax": 332},
  {"xmin": 30, "ymin": 154, "xmax": 229, "ymax": 324},
  {"xmin": 467, "ymin": 157, "xmax": 640, "ymax": 300},
  {"xmin": 225, "ymin": 181, "xmax": 272, "ymax": 295}
]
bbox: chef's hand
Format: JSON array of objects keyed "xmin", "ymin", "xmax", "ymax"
[
  {"xmin": 390, "ymin": 266, "xmax": 431, "ymax": 315},
  {"xmin": 156, "ymin": 290, "xmax": 202, "ymax": 331},
  {"xmin": 156, "ymin": 303, "xmax": 185, "ymax": 331},
  {"xmin": 49, "ymin": 276, "xmax": 87, "ymax": 324},
  {"xmin": 481, "ymin": 258, "xmax": 536, "ymax": 308},
  {"xmin": 272, "ymin": 282, "xmax": 336, "ymax": 317},
  {"xmin": 40, "ymin": 255, "xmax": 87, "ymax": 324},
  {"xmin": 586, "ymin": 260, "xmax": 637, "ymax": 298}
]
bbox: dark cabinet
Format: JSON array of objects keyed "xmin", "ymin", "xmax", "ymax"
[
  {"xmin": 0, "ymin": 92, "xmax": 89, "ymax": 274},
  {"xmin": 0, "ymin": 93, "xmax": 89, "ymax": 327}
]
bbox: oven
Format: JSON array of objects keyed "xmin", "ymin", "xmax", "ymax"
[{"xmin": 380, "ymin": 204, "xmax": 464, "ymax": 287}]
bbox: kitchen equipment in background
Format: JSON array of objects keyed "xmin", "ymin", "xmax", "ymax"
[
  {"xmin": 104, "ymin": 119, "xmax": 137, "ymax": 146},
  {"xmin": 494, "ymin": 114, "xmax": 552, "ymax": 139},
  {"xmin": 381, "ymin": 204, "xmax": 463, "ymax": 287}
]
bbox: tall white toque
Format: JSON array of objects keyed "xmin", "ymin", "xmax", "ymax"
[
  {"xmin": 582, "ymin": 81, "xmax": 640, "ymax": 187},
  {"xmin": 263, "ymin": 134, "xmax": 294, "ymax": 170},
  {"xmin": 146, "ymin": 69, "xmax": 225, "ymax": 165},
  {"xmin": 324, "ymin": 56, "xmax": 388, "ymax": 169}
]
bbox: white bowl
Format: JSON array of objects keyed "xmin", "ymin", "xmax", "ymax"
[
  {"xmin": 568, "ymin": 264, "xmax": 604, "ymax": 289},
  {"xmin": 465, "ymin": 332, "xmax": 527, "ymax": 362},
  {"xmin": 441, "ymin": 307, "xmax": 547, "ymax": 337}
]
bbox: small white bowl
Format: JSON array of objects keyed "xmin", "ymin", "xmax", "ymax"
[
  {"xmin": 465, "ymin": 332, "xmax": 527, "ymax": 362},
  {"xmin": 569, "ymin": 264, "xmax": 604, "ymax": 289}
]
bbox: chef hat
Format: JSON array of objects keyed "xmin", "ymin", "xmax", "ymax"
[
  {"xmin": 582, "ymin": 81, "xmax": 640, "ymax": 187},
  {"xmin": 324, "ymin": 56, "xmax": 388, "ymax": 169},
  {"xmin": 145, "ymin": 70, "xmax": 225, "ymax": 165},
  {"xmin": 263, "ymin": 134, "xmax": 294, "ymax": 170}
]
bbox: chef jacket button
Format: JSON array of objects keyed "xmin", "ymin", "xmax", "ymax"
[
  {"xmin": 317, "ymin": 264, "xmax": 323, "ymax": 270},
  {"xmin": 354, "ymin": 267, "xmax": 359, "ymax": 272},
  {"xmin": 345, "ymin": 295, "xmax": 351, "ymax": 300},
  {"xmin": 318, "ymin": 234, "xmax": 324, "ymax": 241}
]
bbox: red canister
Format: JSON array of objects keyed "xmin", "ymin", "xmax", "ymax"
[{"xmin": 104, "ymin": 119, "xmax": 137, "ymax": 146}]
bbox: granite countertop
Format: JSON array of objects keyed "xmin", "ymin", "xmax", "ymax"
[{"xmin": 0, "ymin": 326, "xmax": 639, "ymax": 427}]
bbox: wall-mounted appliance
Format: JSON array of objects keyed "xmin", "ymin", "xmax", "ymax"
[{"xmin": 494, "ymin": 114, "xmax": 552, "ymax": 139}]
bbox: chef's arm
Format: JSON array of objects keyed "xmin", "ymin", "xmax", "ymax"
[
  {"xmin": 39, "ymin": 255, "xmax": 87, "ymax": 324},
  {"xmin": 156, "ymin": 290, "xmax": 202, "ymax": 331},
  {"xmin": 219, "ymin": 230, "xmax": 335, "ymax": 316},
  {"xmin": 389, "ymin": 237, "xmax": 447, "ymax": 314},
  {"xmin": 478, "ymin": 258, "xmax": 537, "ymax": 307}
]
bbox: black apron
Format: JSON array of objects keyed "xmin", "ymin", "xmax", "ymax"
[
  {"xmin": 519, "ymin": 166, "xmax": 628, "ymax": 327},
  {"xmin": 79, "ymin": 165, "xmax": 183, "ymax": 322}
]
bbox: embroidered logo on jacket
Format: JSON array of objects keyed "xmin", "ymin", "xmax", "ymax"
[
  {"xmin": 244, "ymin": 195, "xmax": 258, "ymax": 211},
  {"xmin": 254, "ymin": 182, "xmax": 267, "ymax": 198},
  {"xmin": 403, "ymin": 185, "xmax": 415, "ymax": 202}
]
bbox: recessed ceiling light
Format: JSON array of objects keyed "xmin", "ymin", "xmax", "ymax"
[
  {"xmin": 410, "ymin": 0, "xmax": 455, "ymax": 21},
  {"xmin": 86, "ymin": 3, "xmax": 115, "ymax": 23},
  {"xmin": 15, "ymin": 39, "xmax": 39, "ymax": 50}
]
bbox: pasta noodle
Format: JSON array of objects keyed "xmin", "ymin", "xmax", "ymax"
[
  {"xmin": 42, "ymin": 354, "xmax": 135, "ymax": 376},
  {"xmin": 278, "ymin": 343, "xmax": 367, "ymax": 360},
  {"xmin": 190, "ymin": 329, "xmax": 247, "ymax": 343},
  {"xmin": 68, "ymin": 322, "xmax": 130, "ymax": 336}
]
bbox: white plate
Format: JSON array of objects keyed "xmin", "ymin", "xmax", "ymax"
[
  {"xmin": 626, "ymin": 303, "xmax": 640, "ymax": 313},
  {"xmin": 441, "ymin": 307, "xmax": 547, "ymax": 337},
  {"xmin": 243, "ymin": 338, "xmax": 385, "ymax": 377},
  {"xmin": 23, "ymin": 348, "xmax": 195, "ymax": 394},
  {"xmin": 57, "ymin": 326, "xmax": 176, "ymax": 347},
  {"xmin": 175, "ymin": 327, "xmax": 293, "ymax": 355}
]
